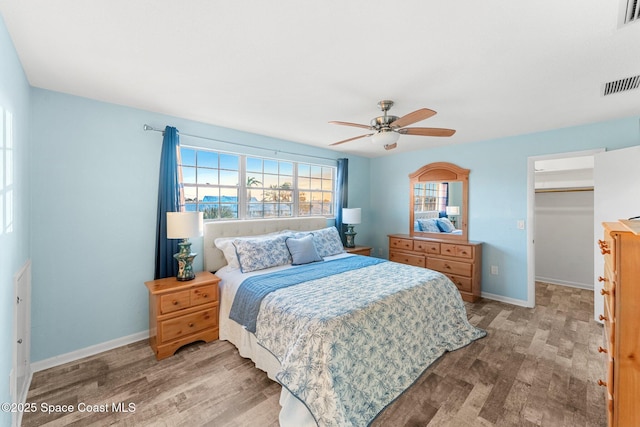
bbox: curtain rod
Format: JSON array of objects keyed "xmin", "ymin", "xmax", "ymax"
[{"xmin": 143, "ymin": 124, "xmax": 337, "ymax": 162}]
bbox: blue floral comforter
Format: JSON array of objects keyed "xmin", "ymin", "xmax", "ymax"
[{"xmin": 250, "ymin": 258, "xmax": 486, "ymax": 427}]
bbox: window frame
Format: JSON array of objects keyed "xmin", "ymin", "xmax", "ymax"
[{"xmin": 179, "ymin": 145, "xmax": 336, "ymax": 221}]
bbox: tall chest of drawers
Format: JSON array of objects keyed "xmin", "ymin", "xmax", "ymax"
[
  {"xmin": 598, "ymin": 221, "xmax": 640, "ymax": 427},
  {"xmin": 388, "ymin": 234, "xmax": 482, "ymax": 302}
]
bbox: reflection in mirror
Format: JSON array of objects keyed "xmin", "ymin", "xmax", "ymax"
[{"xmin": 409, "ymin": 162, "xmax": 469, "ymax": 241}]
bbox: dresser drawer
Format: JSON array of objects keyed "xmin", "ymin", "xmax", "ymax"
[
  {"xmin": 446, "ymin": 274, "xmax": 472, "ymax": 293},
  {"xmin": 414, "ymin": 240, "xmax": 440, "ymax": 254},
  {"xmin": 389, "ymin": 251, "xmax": 425, "ymax": 267},
  {"xmin": 427, "ymin": 258, "xmax": 472, "ymax": 277},
  {"xmin": 441, "ymin": 243, "xmax": 473, "ymax": 259},
  {"xmin": 191, "ymin": 285, "xmax": 218, "ymax": 306},
  {"xmin": 159, "ymin": 307, "xmax": 218, "ymax": 343},
  {"xmin": 389, "ymin": 237, "xmax": 413, "ymax": 251},
  {"xmin": 160, "ymin": 290, "xmax": 191, "ymax": 314}
]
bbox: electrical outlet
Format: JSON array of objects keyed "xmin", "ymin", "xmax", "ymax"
[{"xmin": 491, "ymin": 265, "xmax": 499, "ymax": 275}]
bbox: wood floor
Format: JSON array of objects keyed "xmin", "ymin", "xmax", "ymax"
[{"xmin": 22, "ymin": 282, "xmax": 606, "ymax": 427}]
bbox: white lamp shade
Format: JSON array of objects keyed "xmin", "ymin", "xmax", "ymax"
[
  {"xmin": 167, "ymin": 212, "xmax": 203, "ymax": 239},
  {"xmin": 342, "ymin": 208, "xmax": 361, "ymax": 225},
  {"xmin": 446, "ymin": 206, "xmax": 460, "ymax": 216},
  {"xmin": 371, "ymin": 130, "xmax": 400, "ymax": 146}
]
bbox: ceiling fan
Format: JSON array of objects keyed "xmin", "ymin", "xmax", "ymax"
[{"xmin": 329, "ymin": 100, "xmax": 456, "ymax": 150}]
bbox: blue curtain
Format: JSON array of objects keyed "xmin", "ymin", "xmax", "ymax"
[
  {"xmin": 335, "ymin": 158, "xmax": 349, "ymax": 244},
  {"xmin": 154, "ymin": 126, "xmax": 183, "ymax": 279}
]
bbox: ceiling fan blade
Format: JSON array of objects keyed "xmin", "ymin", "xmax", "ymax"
[
  {"xmin": 390, "ymin": 108, "xmax": 437, "ymax": 129},
  {"xmin": 384, "ymin": 143, "xmax": 397, "ymax": 151},
  {"xmin": 328, "ymin": 121, "xmax": 373, "ymax": 130},
  {"xmin": 398, "ymin": 127, "xmax": 456, "ymax": 137},
  {"xmin": 329, "ymin": 133, "xmax": 374, "ymax": 146}
]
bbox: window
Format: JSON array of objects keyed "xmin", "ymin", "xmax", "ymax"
[
  {"xmin": 413, "ymin": 182, "xmax": 448, "ymax": 213},
  {"xmin": 180, "ymin": 147, "xmax": 335, "ymax": 220}
]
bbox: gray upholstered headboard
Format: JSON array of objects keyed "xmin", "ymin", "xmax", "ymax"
[{"xmin": 203, "ymin": 217, "xmax": 330, "ymax": 272}]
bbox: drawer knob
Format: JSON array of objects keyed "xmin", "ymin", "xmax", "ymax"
[
  {"xmin": 597, "ymin": 346, "xmax": 608, "ymax": 354},
  {"xmin": 172, "ymin": 301, "xmax": 179, "ymax": 306},
  {"xmin": 597, "ymin": 379, "xmax": 607, "ymax": 387},
  {"xmin": 599, "ymin": 314, "xmax": 607, "ymax": 322},
  {"xmin": 202, "ymin": 294, "xmax": 208, "ymax": 298},
  {"xmin": 188, "ymin": 322, "xmax": 194, "ymax": 327},
  {"xmin": 598, "ymin": 276, "xmax": 606, "ymax": 282},
  {"xmin": 444, "ymin": 264, "xmax": 451, "ymax": 269}
]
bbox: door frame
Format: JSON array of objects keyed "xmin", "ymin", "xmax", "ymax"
[{"xmin": 526, "ymin": 148, "xmax": 604, "ymax": 308}]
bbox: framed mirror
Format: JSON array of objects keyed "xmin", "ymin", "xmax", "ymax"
[{"xmin": 409, "ymin": 162, "xmax": 469, "ymax": 241}]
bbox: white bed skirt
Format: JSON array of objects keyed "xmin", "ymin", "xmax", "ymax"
[{"xmin": 219, "ymin": 280, "xmax": 316, "ymax": 427}]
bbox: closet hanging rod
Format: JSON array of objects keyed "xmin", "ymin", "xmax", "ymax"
[{"xmin": 143, "ymin": 124, "xmax": 336, "ymax": 162}]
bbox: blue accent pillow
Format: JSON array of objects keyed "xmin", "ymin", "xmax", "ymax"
[
  {"xmin": 417, "ymin": 218, "xmax": 440, "ymax": 233},
  {"xmin": 285, "ymin": 235, "xmax": 323, "ymax": 265},
  {"xmin": 437, "ymin": 218, "xmax": 456, "ymax": 233}
]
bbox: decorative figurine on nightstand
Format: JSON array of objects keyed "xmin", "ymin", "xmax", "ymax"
[
  {"xmin": 342, "ymin": 208, "xmax": 361, "ymax": 248},
  {"xmin": 167, "ymin": 211, "xmax": 203, "ymax": 281}
]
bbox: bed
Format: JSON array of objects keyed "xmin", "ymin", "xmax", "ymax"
[
  {"xmin": 203, "ymin": 217, "xmax": 485, "ymax": 427},
  {"xmin": 413, "ymin": 210, "xmax": 463, "ymax": 234}
]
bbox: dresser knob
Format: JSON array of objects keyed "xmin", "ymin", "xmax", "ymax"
[
  {"xmin": 188, "ymin": 322, "xmax": 194, "ymax": 327},
  {"xmin": 600, "ymin": 289, "xmax": 610, "ymax": 296},
  {"xmin": 445, "ymin": 264, "xmax": 451, "ymax": 269},
  {"xmin": 202, "ymin": 294, "xmax": 208, "ymax": 298},
  {"xmin": 598, "ymin": 346, "xmax": 608, "ymax": 354},
  {"xmin": 597, "ymin": 379, "xmax": 607, "ymax": 387},
  {"xmin": 172, "ymin": 301, "xmax": 179, "ymax": 306},
  {"xmin": 599, "ymin": 314, "xmax": 607, "ymax": 321},
  {"xmin": 598, "ymin": 276, "xmax": 606, "ymax": 282}
]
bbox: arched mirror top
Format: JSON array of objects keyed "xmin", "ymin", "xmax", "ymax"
[{"xmin": 409, "ymin": 162, "xmax": 469, "ymax": 241}]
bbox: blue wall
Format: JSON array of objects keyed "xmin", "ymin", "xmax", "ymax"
[
  {"xmin": 29, "ymin": 89, "xmax": 371, "ymax": 362},
  {"xmin": 370, "ymin": 118, "xmax": 640, "ymax": 303},
  {"xmin": 0, "ymin": 14, "xmax": 31, "ymax": 427}
]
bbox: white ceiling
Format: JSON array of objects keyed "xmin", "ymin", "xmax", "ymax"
[{"xmin": 1, "ymin": 1, "xmax": 640, "ymax": 158}]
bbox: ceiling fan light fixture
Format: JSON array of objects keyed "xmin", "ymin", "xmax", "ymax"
[{"xmin": 371, "ymin": 129, "xmax": 399, "ymax": 146}]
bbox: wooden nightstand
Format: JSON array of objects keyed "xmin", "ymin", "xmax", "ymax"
[
  {"xmin": 145, "ymin": 271, "xmax": 220, "ymax": 360},
  {"xmin": 345, "ymin": 246, "xmax": 372, "ymax": 256}
]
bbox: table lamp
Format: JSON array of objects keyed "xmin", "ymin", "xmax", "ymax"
[
  {"xmin": 167, "ymin": 212, "xmax": 203, "ymax": 281},
  {"xmin": 342, "ymin": 208, "xmax": 361, "ymax": 248}
]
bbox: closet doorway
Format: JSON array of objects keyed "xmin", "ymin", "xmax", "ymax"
[
  {"xmin": 534, "ymin": 155, "xmax": 595, "ymax": 290},
  {"xmin": 526, "ymin": 149, "xmax": 603, "ymax": 309}
]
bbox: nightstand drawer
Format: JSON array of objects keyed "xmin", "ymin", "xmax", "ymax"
[
  {"xmin": 191, "ymin": 285, "xmax": 217, "ymax": 306},
  {"xmin": 160, "ymin": 290, "xmax": 191, "ymax": 314},
  {"xmin": 159, "ymin": 307, "xmax": 217, "ymax": 343}
]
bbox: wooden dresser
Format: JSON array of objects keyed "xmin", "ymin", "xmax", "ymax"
[
  {"xmin": 597, "ymin": 220, "xmax": 640, "ymax": 426},
  {"xmin": 145, "ymin": 271, "xmax": 220, "ymax": 360},
  {"xmin": 388, "ymin": 234, "xmax": 482, "ymax": 302}
]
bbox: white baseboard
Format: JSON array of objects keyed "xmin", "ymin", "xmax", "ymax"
[
  {"xmin": 535, "ymin": 276, "xmax": 593, "ymax": 290},
  {"xmin": 31, "ymin": 330, "xmax": 149, "ymax": 373},
  {"xmin": 480, "ymin": 291, "xmax": 531, "ymax": 308}
]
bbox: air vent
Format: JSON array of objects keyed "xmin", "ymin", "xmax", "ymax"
[
  {"xmin": 624, "ymin": 0, "xmax": 640, "ymax": 24},
  {"xmin": 603, "ymin": 75, "xmax": 640, "ymax": 96}
]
